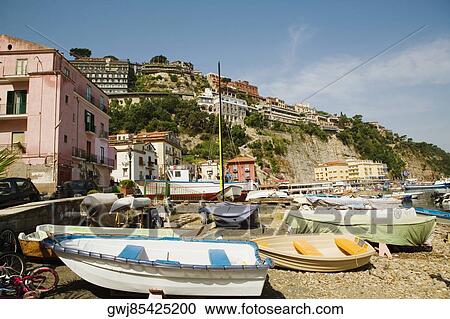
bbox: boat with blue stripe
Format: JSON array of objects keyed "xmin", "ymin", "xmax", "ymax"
[{"xmin": 43, "ymin": 234, "xmax": 272, "ymax": 296}]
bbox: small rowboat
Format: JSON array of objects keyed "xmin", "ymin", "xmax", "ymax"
[
  {"xmin": 253, "ymin": 234, "xmax": 375, "ymax": 272},
  {"xmin": 43, "ymin": 235, "xmax": 272, "ymax": 296},
  {"xmin": 18, "ymin": 224, "xmax": 193, "ymax": 260}
]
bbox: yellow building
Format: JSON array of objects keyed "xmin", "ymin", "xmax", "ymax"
[{"xmin": 315, "ymin": 159, "xmax": 387, "ymax": 182}]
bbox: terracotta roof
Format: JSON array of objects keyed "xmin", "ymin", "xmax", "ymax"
[
  {"xmin": 320, "ymin": 160, "xmax": 347, "ymax": 166},
  {"xmin": 226, "ymin": 156, "xmax": 255, "ymax": 164}
]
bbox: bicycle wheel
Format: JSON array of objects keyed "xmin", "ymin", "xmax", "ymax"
[
  {"xmin": 0, "ymin": 229, "xmax": 17, "ymax": 253},
  {"xmin": 0, "ymin": 252, "xmax": 25, "ymax": 276},
  {"xmin": 26, "ymin": 267, "xmax": 59, "ymax": 293}
]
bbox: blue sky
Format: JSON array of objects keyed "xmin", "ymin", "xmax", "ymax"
[{"xmin": 2, "ymin": 0, "xmax": 450, "ymax": 150}]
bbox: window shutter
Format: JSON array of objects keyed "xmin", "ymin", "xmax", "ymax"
[
  {"xmin": 6, "ymin": 91, "xmax": 14, "ymax": 114},
  {"xmin": 84, "ymin": 110, "xmax": 89, "ymax": 131},
  {"xmin": 19, "ymin": 91, "xmax": 27, "ymax": 114}
]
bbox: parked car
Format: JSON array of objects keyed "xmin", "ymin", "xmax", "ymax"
[
  {"xmin": 0, "ymin": 178, "xmax": 42, "ymax": 209},
  {"xmin": 53, "ymin": 180, "xmax": 98, "ymax": 199}
]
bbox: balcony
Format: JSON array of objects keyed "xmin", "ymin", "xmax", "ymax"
[
  {"xmin": 99, "ymin": 156, "xmax": 115, "ymax": 168},
  {"xmin": 0, "ymin": 104, "xmax": 27, "ymax": 120},
  {"xmin": 72, "ymin": 147, "xmax": 86, "ymax": 159},
  {"xmin": 85, "ymin": 124, "xmax": 96, "ymax": 134},
  {"xmin": 86, "ymin": 154, "xmax": 97, "ymax": 163},
  {"xmin": 99, "ymin": 130, "xmax": 109, "ymax": 139},
  {"xmin": 0, "ymin": 73, "xmax": 29, "ymax": 84}
]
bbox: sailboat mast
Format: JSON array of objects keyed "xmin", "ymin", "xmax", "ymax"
[{"xmin": 218, "ymin": 61, "xmax": 225, "ymax": 199}]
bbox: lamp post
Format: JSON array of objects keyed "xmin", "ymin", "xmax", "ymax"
[{"xmin": 127, "ymin": 143, "xmax": 132, "ymax": 180}]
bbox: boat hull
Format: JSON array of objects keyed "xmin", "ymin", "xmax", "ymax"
[
  {"xmin": 253, "ymin": 234, "xmax": 375, "ymax": 272},
  {"xmin": 58, "ymin": 253, "xmax": 267, "ymax": 296}
]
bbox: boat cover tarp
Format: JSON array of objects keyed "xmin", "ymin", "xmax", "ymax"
[
  {"xmin": 80, "ymin": 193, "xmax": 118, "ymax": 213},
  {"xmin": 307, "ymin": 196, "xmax": 402, "ymax": 209},
  {"xmin": 285, "ymin": 209, "xmax": 436, "ymax": 246},
  {"xmin": 199, "ymin": 202, "xmax": 260, "ymax": 227},
  {"xmin": 246, "ymin": 190, "xmax": 288, "ymax": 201},
  {"xmin": 110, "ymin": 197, "xmax": 151, "ymax": 213}
]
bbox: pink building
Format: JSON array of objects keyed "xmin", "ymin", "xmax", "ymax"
[
  {"xmin": 225, "ymin": 156, "xmax": 256, "ymax": 182},
  {"xmin": 0, "ymin": 35, "xmax": 116, "ymax": 192}
]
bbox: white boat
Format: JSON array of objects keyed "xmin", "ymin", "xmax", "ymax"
[
  {"xmin": 18, "ymin": 224, "xmax": 193, "ymax": 260},
  {"xmin": 245, "ymin": 189, "xmax": 288, "ymax": 201},
  {"xmin": 44, "ymin": 235, "xmax": 271, "ymax": 296},
  {"xmin": 307, "ymin": 195, "xmax": 402, "ymax": 209}
]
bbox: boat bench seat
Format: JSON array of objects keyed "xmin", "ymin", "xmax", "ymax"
[
  {"xmin": 118, "ymin": 245, "xmax": 147, "ymax": 260},
  {"xmin": 155, "ymin": 259, "xmax": 181, "ymax": 266},
  {"xmin": 208, "ymin": 249, "xmax": 231, "ymax": 267}
]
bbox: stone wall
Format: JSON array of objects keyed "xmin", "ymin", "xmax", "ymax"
[{"xmin": 0, "ymin": 197, "xmax": 83, "ymax": 234}]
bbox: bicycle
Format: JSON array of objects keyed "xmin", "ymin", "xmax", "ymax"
[
  {"xmin": 0, "ymin": 252, "xmax": 25, "ymax": 276},
  {"xmin": 0, "ymin": 266, "xmax": 59, "ymax": 298}
]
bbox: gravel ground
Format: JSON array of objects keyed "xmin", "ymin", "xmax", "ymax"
[{"xmin": 40, "ymin": 222, "xmax": 450, "ymax": 299}]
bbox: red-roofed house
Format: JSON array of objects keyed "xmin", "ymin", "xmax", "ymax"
[{"xmin": 225, "ymin": 156, "xmax": 256, "ymax": 182}]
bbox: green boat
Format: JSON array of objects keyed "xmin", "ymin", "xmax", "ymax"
[{"xmin": 284, "ymin": 210, "xmax": 436, "ymax": 246}]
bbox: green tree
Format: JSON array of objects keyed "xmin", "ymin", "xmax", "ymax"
[
  {"xmin": 69, "ymin": 48, "xmax": 91, "ymax": 59},
  {"xmin": 150, "ymin": 55, "xmax": 168, "ymax": 64},
  {"xmin": 244, "ymin": 112, "xmax": 267, "ymax": 128},
  {"xmin": 0, "ymin": 148, "xmax": 17, "ymax": 176}
]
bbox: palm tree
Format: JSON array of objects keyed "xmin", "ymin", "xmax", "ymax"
[{"xmin": 0, "ymin": 148, "xmax": 18, "ymax": 176}]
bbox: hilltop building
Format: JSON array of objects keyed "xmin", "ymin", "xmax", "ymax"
[
  {"xmin": 197, "ymin": 88, "xmax": 247, "ymax": 125},
  {"xmin": 206, "ymin": 73, "xmax": 259, "ymax": 98},
  {"xmin": 314, "ymin": 159, "xmax": 388, "ymax": 183},
  {"xmin": 141, "ymin": 57, "xmax": 194, "ymax": 75},
  {"xmin": 70, "ymin": 57, "xmax": 136, "ymax": 94},
  {"xmin": 255, "ymin": 103, "xmax": 301, "ymax": 124},
  {"xmin": 0, "ymin": 34, "xmax": 116, "ymax": 192}
]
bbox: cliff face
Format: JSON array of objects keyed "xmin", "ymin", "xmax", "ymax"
[
  {"xmin": 283, "ymin": 134, "xmax": 359, "ymax": 182},
  {"xmin": 183, "ymin": 129, "xmax": 443, "ymax": 183}
]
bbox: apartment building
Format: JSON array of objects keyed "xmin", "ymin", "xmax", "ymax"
[
  {"xmin": 0, "ymin": 35, "xmax": 116, "ymax": 192},
  {"xmin": 197, "ymin": 89, "xmax": 247, "ymax": 125},
  {"xmin": 315, "ymin": 159, "xmax": 388, "ymax": 182},
  {"xmin": 110, "ymin": 131, "xmax": 182, "ymax": 178},
  {"xmin": 206, "ymin": 73, "xmax": 259, "ymax": 97},
  {"xmin": 109, "ymin": 138, "xmax": 158, "ymax": 182},
  {"xmin": 225, "ymin": 156, "xmax": 256, "ymax": 182},
  {"xmin": 255, "ymin": 103, "xmax": 301, "ymax": 124},
  {"xmin": 70, "ymin": 57, "xmax": 135, "ymax": 94}
]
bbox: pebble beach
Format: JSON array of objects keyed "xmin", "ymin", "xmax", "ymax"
[{"xmin": 41, "ymin": 221, "xmax": 450, "ymax": 299}]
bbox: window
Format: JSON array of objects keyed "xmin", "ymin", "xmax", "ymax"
[
  {"xmin": 65, "ymin": 95, "xmax": 69, "ymax": 104},
  {"xmin": 100, "ymin": 147, "xmax": 105, "ymax": 163},
  {"xmin": 16, "ymin": 59, "xmax": 28, "ymax": 75},
  {"xmin": 12, "ymin": 132, "xmax": 25, "ymax": 145},
  {"xmin": 122, "ymin": 168, "xmax": 128, "ymax": 177},
  {"xmin": 72, "ymin": 113, "xmax": 75, "ymax": 123},
  {"xmin": 99, "ymin": 96, "xmax": 105, "ymax": 111},
  {"xmin": 86, "ymin": 141, "xmax": 91, "ymax": 158},
  {"xmin": 175, "ymin": 171, "xmax": 181, "ymax": 177},
  {"xmin": 84, "ymin": 110, "xmax": 95, "ymax": 132},
  {"xmin": 139, "ymin": 157, "xmax": 144, "ymax": 166},
  {"xmin": 6, "ymin": 91, "xmax": 27, "ymax": 114},
  {"xmin": 63, "ymin": 67, "xmax": 70, "ymax": 78},
  {"xmin": 86, "ymin": 85, "xmax": 92, "ymax": 102},
  {"xmin": 64, "ymin": 135, "xmax": 67, "ymax": 143}
]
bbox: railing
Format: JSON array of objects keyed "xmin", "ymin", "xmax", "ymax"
[
  {"xmin": 72, "ymin": 147, "xmax": 114, "ymax": 167},
  {"xmin": 99, "ymin": 130, "xmax": 109, "ymax": 139},
  {"xmin": 0, "ymin": 103, "xmax": 27, "ymax": 116},
  {"xmin": 85, "ymin": 124, "xmax": 96, "ymax": 133},
  {"xmin": 86, "ymin": 154, "xmax": 97, "ymax": 163},
  {"xmin": 72, "ymin": 147, "xmax": 86, "ymax": 159}
]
